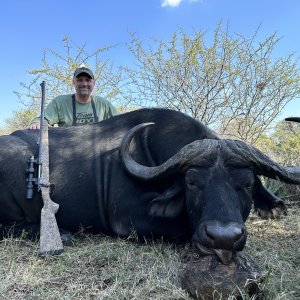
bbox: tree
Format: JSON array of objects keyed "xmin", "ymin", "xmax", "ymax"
[
  {"xmin": 256, "ymin": 121, "xmax": 300, "ymax": 203},
  {"xmin": 257, "ymin": 120, "xmax": 300, "ymax": 165},
  {"xmin": 0, "ymin": 128, "xmax": 8, "ymax": 136},
  {"xmin": 125, "ymin": 24, "xmax": 300, "ymax": 144},
  {"xmin": 0, "ymin": 108, "xmax": 37, "ymax": 134},
  {"xmin": 14, "ymin": 36, "xmax": 130, "ymax": 112}
]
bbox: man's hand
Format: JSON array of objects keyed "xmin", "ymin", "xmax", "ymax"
[
  {"xmin": 28, "ymin": 121, "xmax": 49, "ymax": 130},
  {"xmin": 28, "ymin": 123, "xmax": 40, "ymax": 130}
]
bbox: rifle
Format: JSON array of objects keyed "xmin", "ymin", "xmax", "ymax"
[{"xmin": 34, "ymin": 81, "xmax": 64, "ymax": 256}]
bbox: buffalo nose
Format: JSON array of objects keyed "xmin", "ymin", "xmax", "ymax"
[{"xmin": 205, "ymin": 222, "xmax": 245, "ymax": 250}]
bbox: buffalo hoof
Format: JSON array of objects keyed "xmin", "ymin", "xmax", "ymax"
[
  {"xmin": 60, "ymin": 232, "xmax": 74, "ymax": 246},
  {"xmin": 181, "ymin": 252, "xmax": 264, "ymax": 300}
]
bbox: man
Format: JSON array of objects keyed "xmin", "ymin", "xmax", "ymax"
[
  {"xmin": 27, "ymin": 67, "xmax": 118, "ymax": 245},
  {"xmin": 28, "ymin": 67, "xmax": 118, "ymax": 129}
]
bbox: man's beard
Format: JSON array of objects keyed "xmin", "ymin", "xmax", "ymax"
[{"xmin": 78, "ymin": 88, "xmax": 90, "ymax": 96}]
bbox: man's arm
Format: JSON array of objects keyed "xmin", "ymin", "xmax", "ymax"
[
  {"xmin": 105, "ymin": 99, "xmax": 119, "ymax": 118},
  {"xmin": 28, "ymin": 98, "xmax": 60, "ymax": 130},
  {"xmin": 110, "ymin": 103, "xmax": 119, "ymax": 116},
  {"xmin": 28, "ymin": 120, "xmax": 49, "ymax": 130}
]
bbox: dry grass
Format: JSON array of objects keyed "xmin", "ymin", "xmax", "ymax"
[
  {"xmin": 0, "ymin": 234, "xmax": 191, "ymax": 300},
  {"xmin": 245, "ymin": 208, "xmax": 300, "ymax": 300},
  {"xmin": 0, "ymin": 208, "xmax": 299, "ymax": 300}
]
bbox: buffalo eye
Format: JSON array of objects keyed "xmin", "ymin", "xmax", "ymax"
[
  {"xmin": 185, "ymin": 168, "xmax": 203, "ymax": 191},
  {"xmin": 230, "ymin": 168, "xmax": 254, "ymax": 192},
  {"xmin": 244, "ymin": 185, "xmax": 253, "ymax": 194},
  {"xmin": 185, "ymin": 177, "xmax": 198, "ymax": 190},
  {"xmin": 235, "ymin": 182, "xmax": 253, "ymax": 192}
]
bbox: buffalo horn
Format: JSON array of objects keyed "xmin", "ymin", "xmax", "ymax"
[
  {"xmin": 223, "ymin": 139, "xmax": 300, "ymax": 184},
  {"xmin": 120, "ymin": 123, "xmax": 300, "ymax": 184},
  {"xmin": 119, "ymin": 123, "xmax": 216, "ymax": 180}
]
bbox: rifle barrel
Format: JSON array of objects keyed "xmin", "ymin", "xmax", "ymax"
[{"xmin": 37, "ymin": 81, "xmax": 46, "ymax": 186}]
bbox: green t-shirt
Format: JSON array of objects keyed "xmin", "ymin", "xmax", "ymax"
[{"xmin": 32, "ymin": 94, "xmax": 118, "ymax": 127}]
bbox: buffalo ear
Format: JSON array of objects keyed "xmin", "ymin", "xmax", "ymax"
[
  {"xmin": 253, "ymin": 176, "xmax": 287, "ymax": 219},
  {"xmin": 148, "ymin": 183, "xmax": 184, "ymax": 218}
]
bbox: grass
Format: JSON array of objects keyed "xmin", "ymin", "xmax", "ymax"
[
  {"xmin": 245, "ymin": 208, "xmax": 300, "ymax": 300},
  {"xmin": 0, "ymin": 208, "xmax": 299, "ymax": 300}
]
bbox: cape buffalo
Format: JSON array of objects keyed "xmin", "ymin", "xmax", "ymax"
[{"xmin": 0, "ymin": 108, "xmax": 299, "ymax": 264}]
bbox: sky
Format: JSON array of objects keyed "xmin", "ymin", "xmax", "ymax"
[{"xmin": 1, "ymin": 0, "xmax": 300, "ymax": 125}]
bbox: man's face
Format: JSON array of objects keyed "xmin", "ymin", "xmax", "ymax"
[{"xmin": 73, "ymin": 74, "xmax": 95, "ymax": 96}]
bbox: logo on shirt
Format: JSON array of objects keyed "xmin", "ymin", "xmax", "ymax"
[{"xmin": 76, "ymin": 112, "xmax": 95, "ymax": 125}]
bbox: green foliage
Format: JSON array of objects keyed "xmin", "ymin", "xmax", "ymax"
[
  {"xmin": 256, "ymin": 121, "xmax": 300, "ymax": 203},
  {"xmin": 0, "ymin": 129, "xmax": 8, "ymax": 136},
  {"xmin": 14, "ymin": 36, "xmax": 129, "ymax": 113},
  {"xmin": 272, "ymin": 121, "xmax": 300, "ymax": 165},
  {"xmin": 126, "ymin": 24, "xmax": 300, "ymax": 144},
  {"xmin": 3, "ymin": 26, "xmax": 300, "ymax": 139},
  {"xmin": 256, "ymin": 121, "xmax": 300, "ymax": 165},
  {"xmin": 0, "ymin": 108, "xmax": 38, "ymax": 134}
]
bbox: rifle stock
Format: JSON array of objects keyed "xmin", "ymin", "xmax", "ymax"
[
  {"xmin": 38, "ymin": 83, "xmax": 64, "ymax": 256},
  {"xmin": 40, "ymin": 191, "xmax": 64, "ymax": 256}
]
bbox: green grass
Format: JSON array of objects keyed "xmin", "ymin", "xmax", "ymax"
[{"xmin": 0, "ymin": 208, "xmax": 299, "ymax": 300}]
